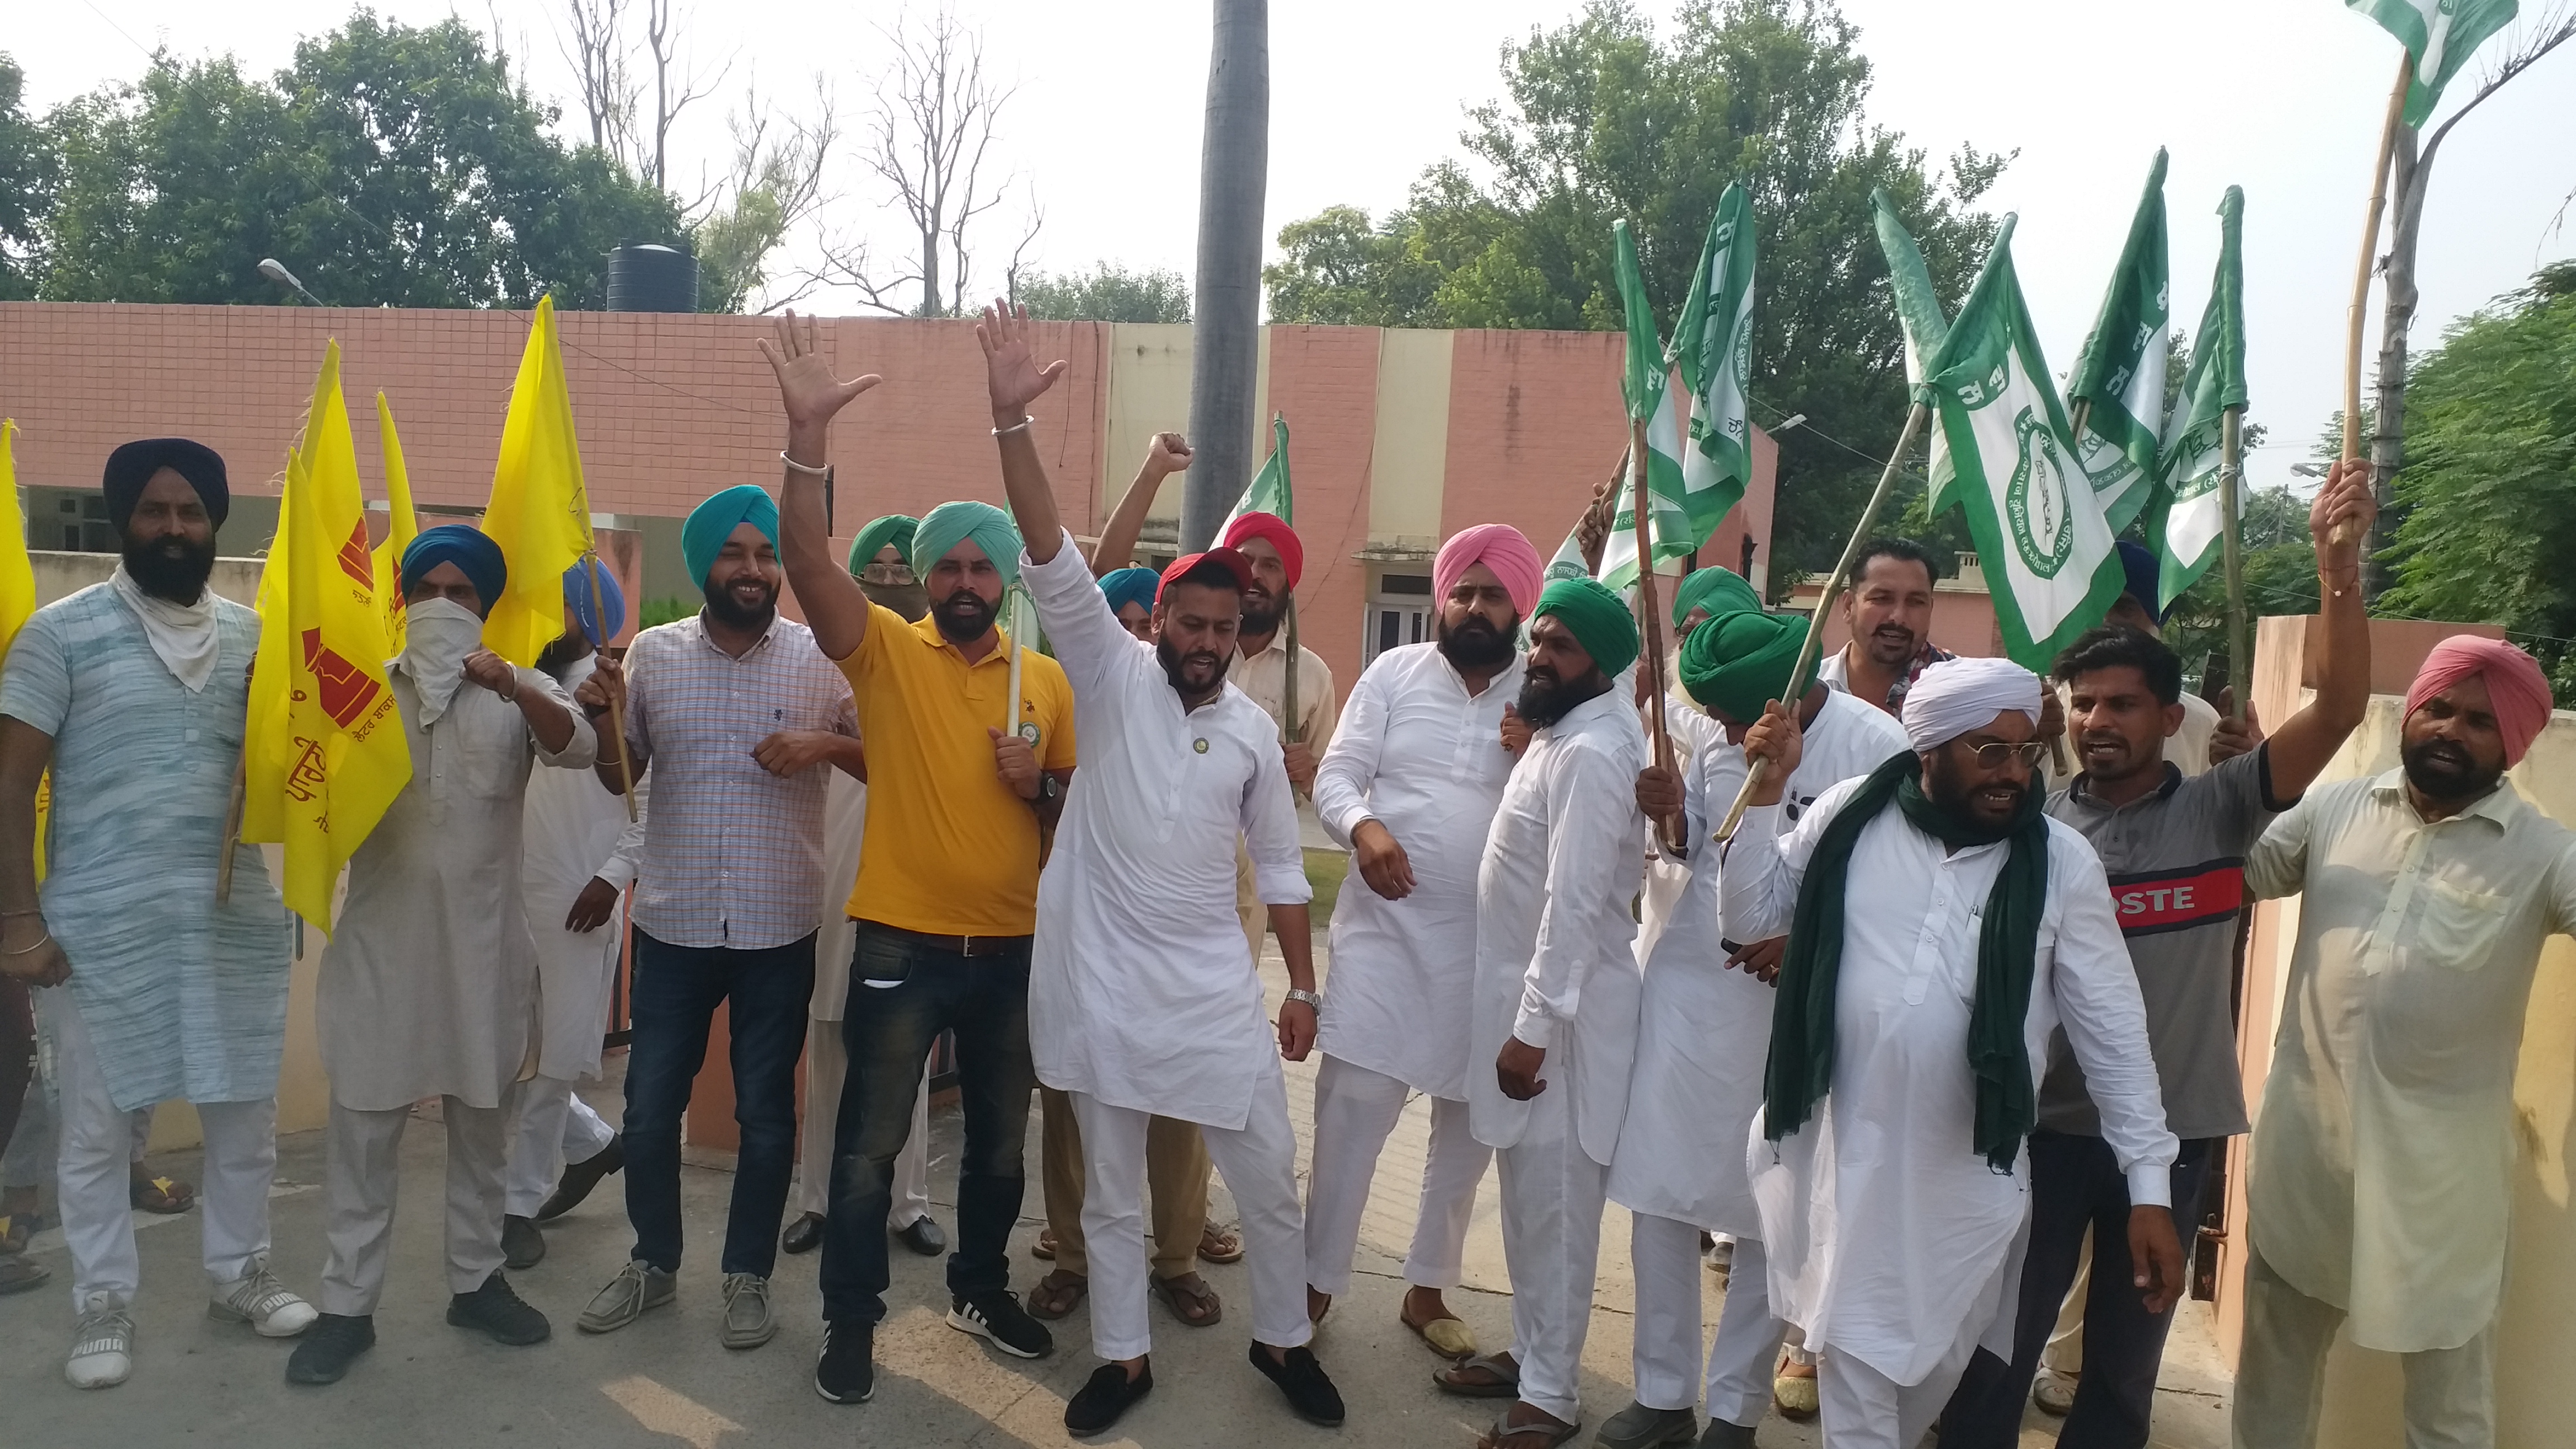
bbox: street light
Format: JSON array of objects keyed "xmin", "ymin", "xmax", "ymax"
[
  {"xmin": 258, "ymin": 258, "xmax": 324, "ymax": 307},
  {"xmin": 2289, "ymin": 462, "xmax": 2326, "ymax": 478},
  {"xmin": 1772, "ymin": 413, "xmax": 1808, "ymax": 433}
]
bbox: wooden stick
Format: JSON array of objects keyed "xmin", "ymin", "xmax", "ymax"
[
  {"xmin": 214, "ymin": 750, "xmax": 247, "ymax": 906},
  {"xmin": 584, "ymin": 552, "xmax": 638, "ymax": 821},
  {"xmin": 1716, "ymin": 399, "xmax": 1934, "ymax": 843},
  {"xmin": 1282, "ymin": 594, "xmax": 1303, "ymax": 746},
  {"xmin": 2218, "ymin": 406, "xmax": 2251, "ymax": 721},
  {"xmin": 2334, "ymin": 53, "xmax": 2414, "ymax": 551},
  {"xmin": 1628, "ymin": 418, "xmax": 1686, "ymax": 855}
]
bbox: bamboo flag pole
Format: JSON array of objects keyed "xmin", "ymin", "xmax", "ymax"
[
  {"xmin": 1716, "ymin": 398, "xmax": 1934, "ymax": 844},
  {"xmin": 2334, "ymin": 54, "xmax": 2414, "ymax": 551},
  {"xmin": 214, "ymin": 752, "xmax": 247, "ymax": 905},
  {"xmin": 1282, "ymin": 595, "xmax": 1303, "ymax": 745},
  {"xmin": 1006, "ymin": 587, "xmax": 1030, "ymax": 738},
  {"xmin": 1628, "ymin": 419, "xmax": 1687, "ymax": 855},
  {"xmin": 2218, "ymin": 406, "xmax": 2252, "ymax": 721},
  {"xmin": 584, "ymin": 551, "xmax": 638, "ymax": 821}
]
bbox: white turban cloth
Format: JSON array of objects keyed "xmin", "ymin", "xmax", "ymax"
[{"xmin": 1901, "ymin": 656, "xmax": 2043, "ymax": 751}]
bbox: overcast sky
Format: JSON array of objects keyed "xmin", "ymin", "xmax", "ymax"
[{"xmin": 11, "ymin": 0, "xmax": 2573, "ymax": 493}]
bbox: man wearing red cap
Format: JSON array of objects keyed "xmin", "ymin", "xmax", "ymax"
[
  {"xmin": 2233, "ymin": 633, "xmax": 2574, "ymax": 1449},
  {"xmin": 1219, "ymin": 510, "xmax": 1340, "ymax": 944}
]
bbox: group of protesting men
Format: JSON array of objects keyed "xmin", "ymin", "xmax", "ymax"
[{"xmin": 2, "ymin": 301, "xmax": 2570, "ymax": 1449}]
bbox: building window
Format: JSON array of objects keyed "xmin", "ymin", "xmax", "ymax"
[{"xmin": 1364, "ymin": 572, "xmax": 1434, "ymax": 666}]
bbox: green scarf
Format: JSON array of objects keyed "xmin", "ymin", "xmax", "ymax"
[{"xmin": 1763, "ymin": 749, "xmax": 2051, "ymax": 1172}]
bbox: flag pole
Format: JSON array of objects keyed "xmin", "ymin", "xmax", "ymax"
[
  {"xmin": 2334, "ymin": 54, "xmax": 2413, "ymax": 550},
  {"xmin": 214, "ymin": 754, "xmax": 245, "ymax": 905},
  {"xmin": 1629, "ymin": 419, "xmax": 1686, "ymax": 855},
  {"xmin": 1282, "ymin": 595, "xmax": 1303, "ymax": 745},
  {"xmin": 1006, "ymin": 588, "xmax": 1030, "ymax": 741},
  {"xmin": 2218, "ymin": 406, "xmax": 2251, "ymax": 721},
  {"xmin": 583, "ymin": 551, "xmax": 638, "ymax": 821},
  {"xmin": 1716, "ymin": 397, "xmax": 1933, "ymax": 843}
]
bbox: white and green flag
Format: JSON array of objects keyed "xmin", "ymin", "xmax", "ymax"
[
  {"xmin": 1671, "ymin": 184, "xmax": 1758, "ymax": 541},
  {"xmin": 2149, "ymin": 187, "xmax": 2248, "ymax": 610},
  {"xmin": 2347, "ymin": 0, "xmax": 2522, "ymax": 125},
  {"xmin": 1922, "ymin": 217, "xmax": 2125, "ymax": 670},
  {"xmin": 2066, "ymin": 149, "xmax": 2170, "ymax": 533},
  {"xmin": 1225, "ymin": 415, "xmax": 1292, "ymax": 529},
  {"xmin": 1545, "ymin": 518, "xmax": 1592, "ymax": 582},
  {"xmin": 1598, "ymin": 220, "xmax": 1694, "ymax": 591},
  {"xmin": 1871, "ymin": 188, "xmax": 1958, "ymax": 510}
]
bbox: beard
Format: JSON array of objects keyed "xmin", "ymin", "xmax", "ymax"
[
  {"xmin": 1436, "ymin": 612, "xmax": 1517, "ymax": 670},
  {"xmin": 702, "ymin": 574, "xmax": 778, "ymax": 631},
  {"xmin": 1157, "ymin": 635, "xmax": 1228, "ymax": 698},
  {"xmin": 931, "ymin": 587, "xmax": 997, "ymax": 643},
  {"xmin": 1515, "ymin": 663, "xmax": 1609, "ymax": 729},
  {"xmin": 122, "ymin": 531, "xmax": 216, "ymax": 604},
  {"xmin": 2401, "ymin": 735, "xmax": 2503, "ymax": 803},
  {"xmin": 536, "ymin": 632, "xmax": 588, "ymax": 680},
  {"xmin": 1239, "ymin": 590, "xmax": 1283, "ymax": 635},
  {"xmin": 1926, "ymin": 747, "xmax": 2031, "ymax": 833}
]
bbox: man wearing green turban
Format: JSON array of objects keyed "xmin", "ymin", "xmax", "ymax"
[
  {"xmin": 1671, "ymin": 566, "xmax": 1763, "ymax": 638},
  {"xmin": 848, "ymin": 514, "xmax": 927, "ymax": 622}
]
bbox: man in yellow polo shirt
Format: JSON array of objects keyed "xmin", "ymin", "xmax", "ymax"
[{"xmin": 765, "ymin": 312, "xmax": 1075, "ymax": 1403}]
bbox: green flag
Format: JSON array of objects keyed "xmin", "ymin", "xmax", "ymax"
[
  {"xmin": 2067, "ymin": 149, "xmax": 2171, "ymax": 533},
  {"xmin": 1922, "ymin": 217, "xmax": 2125, "ymax": 670},
  {"xmin": 1671, "ymin": 184, "xmax": 1757, "ymax": 544},
  {"xmin": 1600, "ymin": 220, "xmax": 1693, "ymax": 591},
  {"xmin": 2347, "ymin": 0, "xmax": 2521, "ymax": 125},
  {"xmin": 2150, "ymin": 187, "xmax": 2249, "ymax": 609},
  {"xmin": 1225, "ymin": 415, "xmax": 1292, "ymax": 529},
  {"xmin": 1872, "ymin": 188, "xmax": 1960, "ymax": 511}
]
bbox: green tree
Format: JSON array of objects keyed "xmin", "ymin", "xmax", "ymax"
[
  {"xmin": 0, "ymin": 55, "xmax": 49, "ymax": 300},
  {"xmin": 2380, "ymin": 263, "xmax": 2576, "ymax": 702},
  {"xmin": 1262, "ymin": 0, "xmax": 2007, "ymax": 575},
  {"xmin": 37, "ymin": 13, "xmax": 679, "ymax": 307},
  {"xmin": 1016, "ymin": 262, "xmax": 1191, "ymax": 323}
]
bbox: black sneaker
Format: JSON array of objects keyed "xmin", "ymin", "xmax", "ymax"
[
  {"xmin": 1250, "ymin": 1341, "xmax": 1344, "ymax": 1427},
  {"xmin": 447, "ymin": 1271, "xmax": 551, "ymax": 1346},
  {"xmin": 285, "ymin": 1313, "xmax": 376, "ymax": 1385},
  {"xmin": 815, "ymin": 1320, "xmax": 875, "ymax": 1404},
  {"xmin": 946, "ymin": 1289, "xmax": 1053, "ymax": 1359},
  {"xmin": 1064, "ymin": 1361, "xmax": 1153, "ymax": 1436}
]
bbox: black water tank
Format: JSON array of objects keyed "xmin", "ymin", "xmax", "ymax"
[{"xmin": 606, "ymin": 243, "xmax": 698, "ymax": 312}]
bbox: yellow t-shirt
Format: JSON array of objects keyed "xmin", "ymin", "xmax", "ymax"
[{"xmin": 837, "ymin": 604, "xmax": 1076, "ymax": 935}]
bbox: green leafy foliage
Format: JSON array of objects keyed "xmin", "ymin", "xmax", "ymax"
[
  {"xmin": 1016, "ymin": 263, "xmax": 1192, "ymax": 323},
  {"xmin": 0, "ymin": 56, "xmax": 49, "ymax": 300},
  {"xmin": 638, "ymin": 595, "xmax": 697, "ymax": 630}
]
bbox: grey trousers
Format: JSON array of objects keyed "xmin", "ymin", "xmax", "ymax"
[
  {"xmin": 320, "ymin": 1095, "xmax": 512, "ymax": 1316},
  {"xmin": 2232, "ymin": 1247, "xmax": 2495, "ymax": 1449}
]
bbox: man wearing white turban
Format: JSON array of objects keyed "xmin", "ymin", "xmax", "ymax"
[{"xmin": 1720, "ymin": 657, "xmax": 2179, "ymax": 1449}]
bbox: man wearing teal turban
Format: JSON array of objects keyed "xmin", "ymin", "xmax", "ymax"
[
  {"xmin": 680, "ymin": 485, "xmax": 785, "ymax": 636},
  {"xmin": 907, "ymin": 500, "xmax": 1023, "ymax": 646},
  {"xmin": 1671, "ymin": 566, "xmax": 1763, "ymax": 638},
  {"xmin": 848, "ymin": 514, "xmax": 927, "ymax": 623},
  {"xmin": 1677, "ymin": 608, "xmax": 1806, "ymax": 734}
]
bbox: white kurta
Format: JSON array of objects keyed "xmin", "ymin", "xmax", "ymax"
[
  {"xmin": 1021, "ymin": 532, "xmax": 1311, "ymax": 1131},
  {"xmin": 319, "ymin": 664, "xmax": 597, "ymax": 1114},
  {"xmin": 520, "ymin": 651, "xmax": 637, "ymax": 1081},
  {"xmin": 1609, "ymin": 691, "xmax": 1908, "ymax": 1232},
  {"xmin": 810, "ymin": 770, "xmax": 869, "ymax": 1023},
  {"xmin": 1719, "ymin": 777, "xmax": 2176, "ymax": 1387},
  {"xmin": 1467, "ymin": 686, "xmax": 1648, "ymax": 1166},
  {"xmin": 1311, "ymin": 640, "xmax": 1526, "ymax": 1101}
]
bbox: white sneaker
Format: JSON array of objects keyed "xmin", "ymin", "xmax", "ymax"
[
  {"xmin": 210, "ymin": 1256, "xmax": 319, "ymax": 1337},
  {"xmin": 67, "ymin": 1292, "xmax": 135, "ymax": 1389}
]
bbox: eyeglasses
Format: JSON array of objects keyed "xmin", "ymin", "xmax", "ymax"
[{"xmin": 1965, "ymin": 741, "xmax": 2049, "ymax": 770}]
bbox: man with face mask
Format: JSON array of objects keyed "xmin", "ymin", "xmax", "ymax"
[
  {"xmin": 1721, "ymin": 657, "xmax": 2179, "ymax": 1449},
  {"xmin": 2231, "ymin": 634, "xmax": 2575, "ymax": 1449},
  {"xmin": 1301, "ymin": 523, "xmax": 1542, "ymax": 1363},
  {"xmin": 282, "ymin": 526, "xmax": 596, "ymax": 1385},
  {"xmin": 977, "ymin": 300, "xmax": 1342, "ymax": 1434},
  {"xmin": 849, "ymin": 513, "xmax": 928, "ymax": 621},
  {"xmin": 573, "ymin": 482, "xmax": 863, "ymax": 1355},
  {"xmin": 0, "ymin": 439, "xmax": 309, "ymax": 1390},
  {"xmin": 1815, "ymin": 539, "xmax": 1954, "ymax": 717},
  {"xmin": 1436, "ymin": 577, "xmax": 1647, "ymax": 1449}
]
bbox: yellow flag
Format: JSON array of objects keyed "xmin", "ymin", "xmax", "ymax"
[
  {"xmin": 371, "ymin": 392, "xmax": 420, "ymax": 654},
  {"xmin": 0, "ymin": 421, "xmax": 42, "ymax": 879},
  {"xmin": 480, "ymin": 296, "xmax": 594, "ymax": 666},
  {"xmin": 239, "ymin": 341, "xmax": 412, "ymax": 934}
]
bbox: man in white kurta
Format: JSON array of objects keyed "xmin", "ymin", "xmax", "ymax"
[
  {"xmin": 1718, "ymin": 657, "xmax": 2177, "ymax": 1449},
  {"xmin": 291, "ymin": 539, "xmax": 596, "ymax": 1386},
  {"xmin": 1449, "ymin": 577, "xmax": 1647, "ymax": 1447},
  {"xmin": 1606, "ymin": 606, "xmax": 1908, "ymax": 1449},
  {"xmin": 1304, "ymin": 523, "xmax": 1542, "ymax": 1359}
]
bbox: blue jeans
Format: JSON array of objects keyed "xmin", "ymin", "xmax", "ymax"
[
  {"xmin": 1938, "ymin": 1129, "xmax": 2218, "ymax": 1449},
  {"xmin": 817, "ymin": 923, "xmax": 1035, "ymax": 1324},
  {"xmin": 622, "ymin": 927, "xmax": 815, "ymax": 1278}
]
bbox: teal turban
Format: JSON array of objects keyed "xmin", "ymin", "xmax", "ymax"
[
  {"xmin": 1098, "ymin": 566, "xmax": 1160, "ymax": 616},
  {"xmin": 912, "ymin": 500, "xmax": 1023, "ymax": 586},
  {"xmin": 1678, "ymin": 608, "xmax": 1805, "ymax": 723},
  {"xmin": 1534, "ymin": 576, "xmax": 1640, "ymax": 678},
  {"xmin": 399, "ymin": 525, "xmax": 507, "ymax": 619},
  {"xmin": 682, "ymin": 485, "xmax": 779, "ymax": 586},
  {"xmin": 848, "ymin": 514, "xmax": 919, "ymax": 575},
  {"xmin": 1672, "ymin": 566, "xmax": 1763, "ymax": 629}
]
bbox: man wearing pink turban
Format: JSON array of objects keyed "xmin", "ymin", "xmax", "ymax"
[
  {"xmin": 1299, "ymin": 524, "xmax": 1540, "ymax": 1363},
  {"xmin": 2236, "ymin": 635, "xmax": 2575, "ymax": 1449}
]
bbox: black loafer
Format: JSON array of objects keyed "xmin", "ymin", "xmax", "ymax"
[
  {"xmin": 893, "ymin": 1214, "xmax": 947, "ymax": 1257},
  {"xmin": 1251, "ymin": 1342, "xmax": 1344, "ymax": 1427},
  {"xmin": 448, "ymin": 1271, "xmax": 551, "ymax": 1346},
  {"xmin": 533, "ymin": 1135, "xmax": 623, "ymax": 1223},
  {"xmin": 1065, "ymin": 1362, "xmax": 1153, "ymax": 1435},
  {"xmin": 780, "ymin": 1213, "xmax": 826, "ymax": 1256}
]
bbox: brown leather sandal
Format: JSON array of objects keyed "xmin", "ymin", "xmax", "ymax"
[
  {"xmin": 1150, "ymin": 1271, "xmax": 1223, "ymax": 1327},
  {"xmin": 1026, "ymin": 1268, "xmax": 1087, "ymax": 1320}
]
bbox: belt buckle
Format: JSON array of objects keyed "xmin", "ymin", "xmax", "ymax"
[{"xmin": 961, "ymin": 934, "xmax": 978, "ymax": 956}]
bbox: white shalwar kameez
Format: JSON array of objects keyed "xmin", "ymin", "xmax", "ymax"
[
  {"xmin": 1468, "ymin": 685, "xmax": 1649, "ymax": 1425},
  {"xmin": 798, "ymin": 769, "xmax": 931, "ymax": 1228},
  {"xmin": 1304, "ymin": 640, "xmax": 1523, "ymax": 1299},
  {"xmin": 1718, "ymin": 776, "xmax": 2174, "ymax": 1449},
  {"xmin": 316, "ymin": 621, "xmax": 596, "ymax": 1315},
  {"xmin": 1609, "ymin": 690, "xmax": 1907, "ymax": 1427},
  {"xmin": 1021, "ymin": 532, "xmax": 1314, "ymax": 1361}
]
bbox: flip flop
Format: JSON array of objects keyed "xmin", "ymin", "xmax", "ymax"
[
  {"xmin": 1031, "ymin": 1226, "xmax": 1058, "ymax": 1261},
  {"xmin": 131, "ymin": 1174, "xmax": 195, "ymax": 1214},
  {"xmin": 0, "ymin": 1254, "xmax": 49, "ymax": 1296},
  {"xmin": 1196, "ymin": 1223, "xmax": 1243, "ymax": 1265},
  {"xmin": 1150, "ymin": 1271, "xmax": 1223, "ymax": 1328},
  {"xmin": 1434, "ymin": 1352, "xmax": 1522, "ymax": 1399},
  {"xmin": 1026, "ymin": 1268, "xmax": 1087, "ymax": 1322},
  {"xmin": 1476, "ymin": 1407, "xmax": 1581, "ymax": 1449}
]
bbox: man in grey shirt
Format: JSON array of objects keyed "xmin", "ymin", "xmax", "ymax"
[{"xmin": 1939, "ymin": 465, "xmax": 2374, "ymax": 1448}]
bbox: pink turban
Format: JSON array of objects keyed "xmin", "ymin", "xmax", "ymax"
[
  {"xmin": 1220, "ymin": 512, "xmax": 1304, "ymax": 588},
  {"xmin": 2405, "ymin": 635, "xmax": 2555, "ymax": 767},
  {"xmin": 1433, "ymin": 524, "xmax": 1545, "ymax": 617}
]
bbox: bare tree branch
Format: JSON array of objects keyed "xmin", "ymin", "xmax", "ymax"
[{"xmin": 559, "ymin": 0, "xmax": 640, "ymax": 158}]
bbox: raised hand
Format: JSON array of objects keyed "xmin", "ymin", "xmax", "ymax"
[
  {"xmin": 1145, "ymin": 431, "xmax": 1193, "ymax": 477},
  {"xmin": 757, "ymin": 311, "xmax": 883, "ymax": 440},
  {"xmin": 2310, "ymin": 457, "xmax": 2375, "ymax": 580},
  {"xmin": 976, "ymin": 300, "xmax": 1069, "ymax": 423}
]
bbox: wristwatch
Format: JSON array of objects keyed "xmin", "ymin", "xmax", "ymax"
[
  {"xmin": 1034, "ymin": 774, "xmax": 1061, "ymax": 807},
  {"xmin": 1283, "ymin": 987, "xmax": 1323, "ymax": 1011}
]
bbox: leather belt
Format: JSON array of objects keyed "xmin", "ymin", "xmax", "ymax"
[{"xmin": 856, "ymin": 921, "xmax": 1032, "ymax": 958}]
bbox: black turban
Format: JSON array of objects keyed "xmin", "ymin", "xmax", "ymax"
[{"xmin": 102, "ymin": 438, "xmax": 230, "ymax": 531}]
